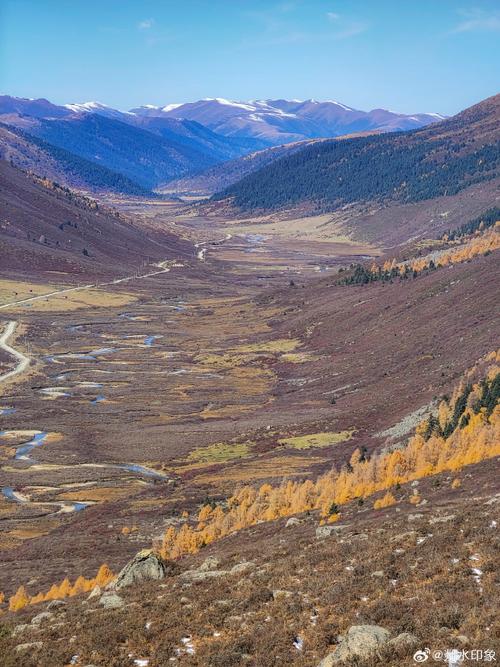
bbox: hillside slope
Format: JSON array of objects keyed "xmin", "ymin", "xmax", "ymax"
[
  {"xmin": 3, "ymin": 115, "xmax": 233, "ymax": 190},
  {"xmin": 213, "ymin": 94, "xmax": 500, "ymax": 213},
  {"xmin": 0, "ymin": 98, "xmax": 265, "ymax": 193},
  {"xmin": 161, "ymin": 139, "xmax": 321, "ymax": 195},
  {"xmin": 0, "ymin": 161, "xmax": 190, "ymax": 278}
]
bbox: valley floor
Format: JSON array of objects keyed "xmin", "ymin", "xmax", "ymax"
[
  {"xmin": 0, "ymin": 201, "xmax": 498, "ymax": 666},
  {"xmin": 0, "ymin": 208, "xmax": 379, "ymax": 592}
]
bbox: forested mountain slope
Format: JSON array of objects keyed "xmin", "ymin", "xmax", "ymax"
[
  {"xmin": 0, "ymin": 94, "xmax": 446, "ymax": 196},
  {"xmin": 0, "ymin": 99, "xmax": 265, "ymax": 194},
  {"xmin": 213, "ymin": 94, "xmax": 500, "ymax": 213},
  {"xmin": 4, "ymin": 115, "xmax": 231, "ymax": 190},
  {"xmin": 161, "ymin": 139, "xmax": 321, "ymax": 195}
]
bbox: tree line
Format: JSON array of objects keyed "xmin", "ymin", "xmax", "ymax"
[
  {"xmin": 158, "ymin": 351, "xmax": 500, "ymax": 560},
  {"xmin": 213, "ymin": 129, "xmax": 499, "ymax": 212}
]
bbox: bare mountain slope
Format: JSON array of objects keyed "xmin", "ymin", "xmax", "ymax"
[{"xmin": 0, "ymin": 161, "xmax": 190, "ymax": 278}]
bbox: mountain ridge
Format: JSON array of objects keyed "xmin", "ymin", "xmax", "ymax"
[{"xmin": 131, "ymin": 96, "xmax": 445, "ymax": 145}]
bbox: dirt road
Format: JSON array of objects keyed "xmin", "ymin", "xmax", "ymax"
[{"xmin": 0, "ymin": 320, "xmax": 30, "ymax": 384}]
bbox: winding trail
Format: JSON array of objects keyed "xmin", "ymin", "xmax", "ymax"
[
  {"xmin": 1, "ymin": 486, "xmax": 91, "ymax": 514},
  {"xmin": 195, "ymin": 233, "xmax": 232, "ymax": 261},
  {"xmin": 0, "ymin": 320, "xmax": 30, "ymax": 384},
  {"xmin": 0, "ymin": 259, "xmax": 175, "ymax": 311},
  {"xmin": 0, "ymin": 233, "xmax": 228, "ymax": 311}
]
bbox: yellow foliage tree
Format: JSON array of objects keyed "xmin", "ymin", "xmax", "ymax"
[
  {"xmin": 159, "ymin": 359, "xmax": 499, "ymax": 562},
  {"xmin": 58, "ymin": 578, "xmax": 72, "ymax": 598},
  {"xmin": 9, "ymin": 586, "xmax": 31, "ymax": 612},
  {"xmin": 9, "ymin": 564, "xmax": 117, "ymax": 613},
  {"xmin": 94, "ymin": 564, "xmax": 114, "ymax": 588},
  {"xmin": 43, "ymin": 583, "xmax": 62, "ymax": 602},
  {"xmin": 70, "ymin": 575, "xmax": 91, "ymax": 596},
  {"xmin": 373, "ymin": 491, "xmax": 397, "ymax": 509}
]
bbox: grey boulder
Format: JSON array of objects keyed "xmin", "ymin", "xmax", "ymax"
[
  {"xmin": 315, "ymin": 524, "xmax": 347, "ymax": 539},
  {"xmin": 99, "ymin": 592, "xmax": 124, "ymax": 609},
  {"xmin": 388, "ymin": 632, "xmax": 419, "ymax": 650},
  {"xmin": 16, "ymin": 642, "xmax": 43, "ymax": 653},
  {"xmin": 115, "ymin": 549, "xmax": 168, "ymax": 590},
  {"xmin": 31, "ymin": 611, "xmax": 54, "ymax": 625},
  {"xmin": 285, "ymin": 517, "xmax": 302, "ymax": 527},
  {"xmin": 318, "ymin": 625, "xmax": 391, "ymax": 665}
]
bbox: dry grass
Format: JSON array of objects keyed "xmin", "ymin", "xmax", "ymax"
[
  {"xmin": 200, "ymin": 403, "xmax": 258, "ymax": 420},
  {"xmin": 191, "ymin": 455, "xmax": 324, "ymax": 486},
  {"xmin": 186, "ymin": 442, "xmax": 252, "ymax": 464},
  {"xmin": 56, "ymin": 486, "xmax": 139, "ymax": 503},
  {"xmin": 195, "ymin": 338, "xmax": 301, "ymax": 369},
  {"xmin": 0, "ymin": 279, "xmax": 62, "ymax": 305},
  {"xmin": 278, "ymin": 430, "xmax": 355, "ymax": 450},
  {"xmin": 236, "ymin": 339, "xmax": 301, "ymax": 353},
  {"xmin": 3, "ymin": 470, "xmax": 497, "ymax": 667},
  {"xmin": 0, "ymin": 278, "xmax": 136, "ymax": 313},
  {"xmin": 281, "ymin": 352, "xmax": 321, "ymax": 363}
]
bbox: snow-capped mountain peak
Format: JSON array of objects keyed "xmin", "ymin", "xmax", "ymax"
[
  {"xmin": 64, "ymin": 101, "xmax": 133, "ymax": 118},
  {"xmin": 202, "ymin": 98, "xmax": 257, "ymax": 111},
  {"xmin": 129, "ymin": 97, "xmax": 446, "ymax": 144},
  {"xmin": 0, "ymin": 94, "xmax": 445, "ymax": 148},
  {"xmin": 162, "ymin": 103, "xmax": 182, "ymax": 112},
  {"xmin": 64, "ymin": 101, "xmax": 110, "ymax": 113}
]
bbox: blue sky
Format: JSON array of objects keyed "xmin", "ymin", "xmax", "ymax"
[{"xmin": 1, "ymin": 0, "xmax": 499, "ymax": 115}]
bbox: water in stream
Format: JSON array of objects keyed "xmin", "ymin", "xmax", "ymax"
[{"xmin": 14, "ymin": 432, "xmax": 49, "ymax": 461}]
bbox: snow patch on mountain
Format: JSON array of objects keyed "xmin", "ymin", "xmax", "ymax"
[
  {"xmin": 162, "ymin": 103, "xmax": 182, "ymax": 112},
  {"xmin": 64, "ymin": 101, "xmax": 133, "ymax": 116},
  {"xmin": 203, "ymin": 98, "xmax": 256, "ymax": 111}
]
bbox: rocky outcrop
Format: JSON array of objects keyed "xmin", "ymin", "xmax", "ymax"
[
  {"xmin": 12, "ymin": 624, "xmax": 31, "ymax": 637},
  {"xmin": 317, "ymin": 625, "xmax": 392, "ymax": 665},
  {"xmin": 16, "ymin": 641, "xmax": 43, "ymax": 653},
  {"xmin": 285, "ymin": 517, "xmax": 302, "ymax": 527},
  {"xmin": 87, "ymin": 585, "xmax": 101, "ymax": 599},
  {"xmin": 99, "ymin": 592, "xmax": 124, "ymax": 609},
  {"xmin": 315, "ymin": 524, "xmax": 348, "ymax": 539},
  {"xmin": 199, "ymin": 556, "xmax": 220, "ymax": 571},
  {"xmin": 47, "ymin": 599, "xmax": 66, "ymax": 610},
  {"xmin": 115, "ymin": 549, "xmax": 168, "ymax": 590},
  {"xmin": 31, "ymin": 611, "xmax": 54, "ymax": 626},
  {"xmin": 180, "ymin": 569, "xmax": 226, "ymax": 583},
  {"xmin": 318, "ymin": 626, "xmax": 420, "ymax": 664},
  {"xmin": 388, "ymin": 632, "xmax": 419, "ymax": 650},
  {"xmin": 180, "ymin": 558, "xmax": 255, "ymax": 583}
]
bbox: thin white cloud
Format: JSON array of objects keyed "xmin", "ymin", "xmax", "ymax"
[
  {"xmin": 334, "ymin": 21, "xmax": 367, "ymax": 39},
  {"xmin": 326, "ymin": 12, "xmax": 367, "ymax": 39},
  {"xmin": 451, "ymin": 8, "xmax": 500, "ymax": 33},
  {"xmin": 138, "ymin": 18, "xmax": 154, "ymax": 30},
  {"xmin": 242, "ymin": 4, "xmax": 366, "ymax": 48}
]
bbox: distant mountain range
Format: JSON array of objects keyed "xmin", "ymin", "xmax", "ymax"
[
  {"xmin": 0, "ymin": 94, "xmax": 446, "ymax": 195},
  {"xmin": 131, "ymin": 97, "xmax": 446, "ymax": 145}
]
